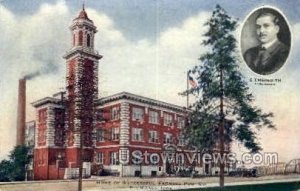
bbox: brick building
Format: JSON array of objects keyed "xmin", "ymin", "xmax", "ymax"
[
  {"xmin": 31, "ymin": 7, "xmax": 228, "ymax": 180},
  {"xmin": 94, "ymin": 92, "xmax": 187, "ymax": 177}
]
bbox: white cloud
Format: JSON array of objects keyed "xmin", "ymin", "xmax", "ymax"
[
  {"xmin": 93, "ymin": 10, "xmax": 210, "ymax": 103},
  {"xmin": 0, "ymin": 2, "xmax": 210, "ymax": 159},
  {"xmin": 0, "ymin": 1, "xmax": 70, "ymax": 159}
]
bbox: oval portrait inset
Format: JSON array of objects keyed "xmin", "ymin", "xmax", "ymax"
[{"xmin": 241, "ymin": 7, "xmax": 291, "ymax": 75}]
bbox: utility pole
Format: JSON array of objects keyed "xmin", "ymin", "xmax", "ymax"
[
  {"xmin": 187, "ymin": 70, "xmax": 189, "ymax": 108},
  {"xmin": 78, "ymin": 80, "xmax": 84, "ymax": 191},
  {"xmin": 219, "ymin": 67, "xmax": 225, "ymax": 188},
  {"xmin": 78, "ymin": 124, "xmax": 83, "ymax": 191}
]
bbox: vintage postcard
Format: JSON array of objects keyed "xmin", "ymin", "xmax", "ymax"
[{"xmin": 0, "ymin": 0, "xmax": 299, "ymax": 191}]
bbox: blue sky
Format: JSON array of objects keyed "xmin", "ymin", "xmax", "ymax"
[
  {"xmin": 2, "ymin": 0, "xmax": 300, "ymax": 41},
  {"xmin": 0, "ymin": 0, "xmax": 300, "ymax": 163}
]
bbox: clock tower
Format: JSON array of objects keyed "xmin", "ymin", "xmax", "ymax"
[{"xmin": 64, "ymin": 6, "xmax": 102, "ymax": 168}]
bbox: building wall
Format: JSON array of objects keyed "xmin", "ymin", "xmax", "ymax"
[
  {"xmin": 121, "ymin": 165, "xmax": 164, "ymax": 177},
  {"xmin": 92, "ymin": 98, "xmax": 192, "ymax": 177},
  {"xmin": 33, "ymin": 148, "xmax": 49, "ymax": 180},
  {"xmin": 66, "ymin": 58, "xmax": 76, "ymax": 148},
  {"xmin": 32, "ymin": 94, "xmax": 202, "ymax": 179}
]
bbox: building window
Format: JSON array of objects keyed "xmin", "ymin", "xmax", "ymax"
[
  {"xmin": 87, "ymin": 34, "xmax": 91, "ymax": 47},
  {"xmin": 54, "ymin": 128, "xmax": 64, "ymax": 145},
  {"xmin": 163, "ymin": 133, "xmax": 172, "ymax": 144},
  {"xmin": 132, "ymin": 107, "xmax": 144, "ymax": 121},
  {"xmin": 132, "ymin": 128, "xmax": 143, "ymax": 141},
  {"xmin": 111, "ymin": 106, "xmax": 120, "ymax": 120},
  {"xmin": 26, "ymin": 123, "xmax": 35, "ymax": 147},
  {"xmin": 96, "ymin": 129, "xmax": 105, "ymax": 142},
  {"xmin": 73, "ymin": 33, "xmax": 76, "ymax": 46},
  {"xmin": 178, "ymin": 134, "xmax": 185, "ymax": 146},
  {"xmin": 39, "ymin": 109, "xmax": 47, "ymax": 122},
  {"xmin": 110, "ymin": 152, "xmax": 119, "ymax": 165},
  {"xmin": 96, "ymin": 109, "xmax": 104, "ymax": 122},
  {"xmin": 177, "ymin": 116, "xmax": 185, "ymax": 129},
  {"xmin": 83, "ymin": 132, "xmax": 91, "ymax": 146},
  {"xmin": 78, "ymin": 31, "xmax": 83, "ymax": 46},
  {"xmin": 150, "ymin": 154, "xmax": 159, "ymax": 165},
  {"xmin": 37, "ymin": 128, "xmax": 46, "ymax": 145},
  {"xmin": 95, "ymin": 152, "xmax": 104, "ymax": 164},
  {"xmin": 177, "ymin": 154, "xmax": 184, "ymax": 166},
  {"xmin": 149, "ymin": 131, "xmax": 159, "ymax": 143},
  {"xmin": 149, "ymin": 110, "xmax": 159, "ymax": 124},
  {"xmin": 120, "ymin": 149, "xmax": 128, "ymax": 162},
  {"xmin": 38, "ymin": 109, "xmax": 47, "ymax": 146},
  {"xmin": 163, "ymin": 113, "xmax": 173, "ymax": 127},
  {"xmin": 225, "ymin": 144, "xmax": 230, "ymax": 151},
  {"xmin": 97, "ymin": 108, "xmax": 111, "ymax": 122},
  {"xmin": 111, "ymin": 128, "xmax": 119, "ymax": 141},
  {"xmin": 132, "ymin": 150, "xmax": 142, "ymax": 164}
]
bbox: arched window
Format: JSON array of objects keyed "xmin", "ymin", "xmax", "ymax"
[
  {"xmin": 73, "ymin": 33, "xmax": 75, "ymax": 46},
  {"xmin": 87, "ymin": 34, "xmax": 91, "ymax": 47},
  {"xmin": 78, "ymin": 31, "xmax": 83, "ymax": 46}
]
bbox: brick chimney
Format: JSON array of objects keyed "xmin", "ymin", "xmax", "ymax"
[{"xmin": 16, "ymin": 78, "xmax": 26, "ymax": 146}]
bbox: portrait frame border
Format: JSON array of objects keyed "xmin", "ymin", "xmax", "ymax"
[{"xmin": 239, "ymin": 5, "xmax": 293, "ymax": 76}]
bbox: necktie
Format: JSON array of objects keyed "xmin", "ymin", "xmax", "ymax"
[
  {"xmin": 260, "ymin": 46, "xmax": 266, "ymax": 51},
  {"xmin": 256, "ymin": 47, "xmax": 267, "ymax": 67}
]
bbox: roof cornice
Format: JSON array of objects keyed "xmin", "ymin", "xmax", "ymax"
[
  {"xmin": 31, "ymin": 97, "xmax": 62, "ymax": 108},
  {"xmin": 97, "ymin": 92, "xmax": 186, "ymax": 113}
]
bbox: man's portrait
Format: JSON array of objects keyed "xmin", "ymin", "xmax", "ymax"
[{"xmin": 241, "ymin": 7, "xmax": 291, "ymax": 75}]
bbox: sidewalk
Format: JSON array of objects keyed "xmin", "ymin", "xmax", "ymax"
[{"xmin": 0, "ymin": 174, "xmax": 299, "ymax": 191}]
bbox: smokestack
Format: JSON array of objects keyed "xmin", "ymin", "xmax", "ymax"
[{"xmin": 16, "ymin": 78, "xmax": 26, "ymax": 146}]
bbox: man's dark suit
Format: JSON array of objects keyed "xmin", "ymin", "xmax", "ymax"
[{"xmin": 243, "ymin": 40, "xmax": 289, "ymax": 75}]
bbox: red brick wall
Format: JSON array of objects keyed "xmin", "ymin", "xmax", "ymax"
[
  {"xmin": 65, "ymin": 147, "xmax": 94, "ymax": 167},
  {"xmin": 94, "ymin": 147, "xmax": 120, "ymax": 165},
  {"xmin": 48, "ymin": 165, "xmax": 66, "ymax": 180},
  {"xmin": 34, "ymin": 148, "xmax": 68, "ymax": 180},
  {"xmin": 48, "ymin": 165, "xmax": 59, "ymax": 180},
  {"xmin": 34, "ymin": 148, "xmax": 49, "ymax": 180},
  {"xmin": 37, "ymin": 108, "xmax": 47, "ymax": 147},
  {"xmin": 58, "ymin": 168, "xmax": 65, "ymax": 179},
  {"xmin": 95, "ymin": 103, "xmax": 121, "ymax": 147},
  {"xmin": 65, "ymin": 148, "xmax": 80, "ymax": 168},
  {"xmin": 128, "ymin": 104, "xmax": 180, "ymax": 147}
]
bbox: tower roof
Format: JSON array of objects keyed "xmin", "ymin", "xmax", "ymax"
[{"xmin": 74, "ymin": 4, "xmax": 92, "ymax": 22}]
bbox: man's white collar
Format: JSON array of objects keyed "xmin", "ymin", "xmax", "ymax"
[{"xmin": 262, "ymin": 38, "xmax": 278, "ymax": 49}]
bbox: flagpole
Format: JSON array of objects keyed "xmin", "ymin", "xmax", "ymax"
[{"xmin": 187, "ymin": 70, "xmax": 189, "ymax": 108}]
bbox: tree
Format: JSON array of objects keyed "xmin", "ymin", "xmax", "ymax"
[
  {"xmin": 183, "ymin": 5, "xmax": 275, "ymax": 187},
  {"xmin": 0, "ymin": 145, "xmax": 31, "ymax": 182},
  {"xmin": 9, "ymin": 145, "xmax": 31, "ymax": 181},
  {"xmin": 0, "ymin": 160, "xmax": 13, "ymax": 181}
]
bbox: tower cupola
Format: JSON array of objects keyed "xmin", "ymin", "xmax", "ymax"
[{"xmin": 64, "ymin": 5, "xmax": 101, "ymax": 59}]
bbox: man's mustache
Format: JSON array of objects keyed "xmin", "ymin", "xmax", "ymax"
[{"xmin": 258, "ymin": 33, "xmax": 267, "ymax": 37}]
